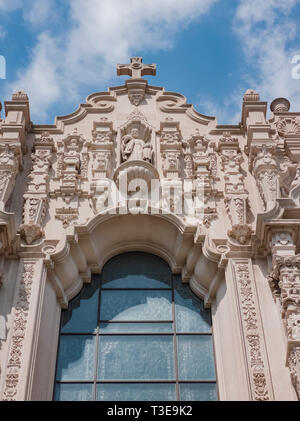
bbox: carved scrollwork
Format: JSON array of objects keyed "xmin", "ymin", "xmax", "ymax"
[
  {"xmin": 86, "ymin": 92, "xmax": 116, "ymax": 112},
  {"xmin": 268, "ymin": 253, "xmax": 300, "ymax": 399},
  {"xmin": 288, "ymin": 347, "xmax": 300, "ymax": 400},
  {"xmin": 233, "ymin": 261, "xmax": 271, "ymax": 400}
]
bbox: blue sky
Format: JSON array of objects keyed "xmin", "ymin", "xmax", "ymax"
[{"xmin": 0, "ymin": 0, "xmax": 300, "ymax": 125}]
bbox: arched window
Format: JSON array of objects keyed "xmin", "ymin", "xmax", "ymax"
[{"xmin": 53, "ymin": 252, "xmax": 217, "ymax": 401}]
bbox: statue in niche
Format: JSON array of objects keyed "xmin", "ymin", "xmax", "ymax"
[{"xmin": 121, "ymin": 128, "xmax": 152, "ymax": 163}]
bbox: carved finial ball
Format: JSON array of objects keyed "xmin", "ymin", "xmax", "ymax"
[
  {"xmin": 12, "ymin": 90, "xmax": 29, "ymax": 101},
  {"xmin": 270, "ymin": 97, "xmax": 290, "ymax": 113},
  {"xmin": 243, "ymin": 89, "xmax": 260, "ymax": 102}
]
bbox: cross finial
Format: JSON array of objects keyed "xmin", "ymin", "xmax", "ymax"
[{"xmin": 117, "ymin": 57, "xmax": 156, "ymax": 79}]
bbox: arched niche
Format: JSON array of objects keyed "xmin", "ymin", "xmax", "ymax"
[{"xmin": 44, "ymin": 211, "xmax": 224, "ymax": 309}]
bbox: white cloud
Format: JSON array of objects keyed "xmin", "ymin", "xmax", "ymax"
[
  {"xmin": 0, "ymin": 0, "xmax": 21, "ymax": 12},
  {"xmin": 9, "ymin": 33, "xmax": 62, "ymax": 121},
  {"xmin": 6, "ymin": 0, "xmax": 217, "ymax": 122},
  {"xmin": 23, "ymin": 0, "xmax": 55, "ymax": 27},
  {"xmin": 233, "ymin": 0, "xmax": 300, "ymax": 112},
  {"xmin": 196, "ymin": 90, "xmax": 243, "ymax": 125}
]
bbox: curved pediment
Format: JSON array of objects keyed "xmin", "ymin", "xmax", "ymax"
[
  {"xmin": 39, "ymin": 211, "xmax": 223, "ymax": 309},
  {"xmin": 32, "ymin": 80, "xmax": 216, "ymax": 133}
]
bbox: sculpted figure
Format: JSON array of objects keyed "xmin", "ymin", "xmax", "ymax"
[{"xmin": 121, "ymin": 128, "xmax": 152, "ymax": 163}]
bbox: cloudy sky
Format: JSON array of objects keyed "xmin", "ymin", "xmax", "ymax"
[{"xmin": 0, "ymin": 0, "xmax": 299, "ymax": 124}]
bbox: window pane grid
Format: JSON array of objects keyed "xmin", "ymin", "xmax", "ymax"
[
  {"xmin": 56, "ymin": 379, "xmax": 216, "ymax": 384},
  {"xmin": 54, "ymin": 252, "xmax": 217, "ymax": 401}
]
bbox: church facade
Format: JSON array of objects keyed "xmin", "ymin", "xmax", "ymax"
[{"xmin": 0, "ymin": 57, "xmax": 299, "ymax": 401}]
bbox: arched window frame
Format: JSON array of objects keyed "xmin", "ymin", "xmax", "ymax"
[{"xmin": 53, "ymin": 252, "xmax": 218, "ymax": 401}]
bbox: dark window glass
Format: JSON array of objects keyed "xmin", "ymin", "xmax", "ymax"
[{"xmin": 54, "ymin": 252, "xmax": 217, "ymax": 401}]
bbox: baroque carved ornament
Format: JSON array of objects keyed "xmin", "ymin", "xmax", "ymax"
[
  {"xmin": 233, "ymin": 260, "xmax": 272, "ymax": 401},
  {"xmin": 2, "ymin": 262, "xmax": 36, "ymax": 401},
  {"xmin": 268, "ymin": 254, "xmax": 300, "ymax": 399}
]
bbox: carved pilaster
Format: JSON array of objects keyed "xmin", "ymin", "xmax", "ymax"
[
  {"xmin": 2, "ymin": 261, "xmax": 36, "ymax": 400},
  {"xmin": 90, "ymin": 120, "xmax": 115, "ymax": 180},
  {"xmin": 0, "ymin": 145, "xmax": 18, "ymax": 209},
  {"xmin": 54, "ymin": 128, "xmax": 89, "ymax": 227},
  {"xmin": 182, "ymin": 130, "xmax": 219, "ymax": 223},
  {"xmin": 218, "ymin": 132, "xmax": 252, "ymax": 244},
  {"xmin": 20, "ymin": 132, "xmax": 55, "ymax": 244},
  {"xmin": 231, "ymin": 259, "xmax": 273, "ymax": 400},
  {"xmin": 159, "ymin": 120, "xmax": 182, "ymax": 179}
]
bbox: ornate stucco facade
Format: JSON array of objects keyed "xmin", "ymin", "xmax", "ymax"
[{"xmin": 0, "ymin": 57, "xmax": 299, "ymax": 400}]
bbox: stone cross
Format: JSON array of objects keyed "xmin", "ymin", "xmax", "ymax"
[{"xmin": 117, "ymin": 57, "xmax": 156, "ymax": 79}]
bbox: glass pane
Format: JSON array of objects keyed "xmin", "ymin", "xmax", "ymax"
[
  {"xmin": 102, "ymin": 252, "xmax": 171, "ymax": 288},
  {"xmin": 177, "ymin": 335, "xmax": 216, "ymax": 381},
  {"xmin": 61, "ymin": 280, "xmax": 99, "ymax": 333},
  {"xmin": 100, "ymin": 322, "xmax": 173, "ymax": 333},
  {"xmin": 180, "ymin": 383, "xmax": 217, "ymax": 401},
  {"xmin": 100, "ymin": 290, "xmax": 172, "ymax": 321},
  {"xmin": 174, "ymin": 276, "xmax": 211, "ymax": 333},
  {"xmin": 98, "ymin": 335, "xmax": 175, "ymax": 380},
  {"xmin": 96, "ymin": 383, "xmax": 176, "ymax": 401},
  {"xmin": 56, "ymin": 335, "xmax": 95, "ymax": 381},
  {"xmin": 54, "ymin": 383, "xmax": 93, "ymax": 401}
]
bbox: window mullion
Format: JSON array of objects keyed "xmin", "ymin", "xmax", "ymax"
[{"xmin": 171, "ymin": 274, "xmax": 180, "ymax": 401}]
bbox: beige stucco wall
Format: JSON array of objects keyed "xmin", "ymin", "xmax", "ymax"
[{"xmin": 0, "ymin": 60, "xmax": 299, "ymax": 400}]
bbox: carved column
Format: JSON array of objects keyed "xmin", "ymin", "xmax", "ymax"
[
  {"xmin": 183, "ymin": 130, "xmax": 218, "ymax": 225},
  {"xmin": 159, "ymin": 121, "xmax": 183, "ymax": 213},
  {"xmin": 230, "ymin": 258, "xmax": 273, "ymax": 400},
  {"xmin": 20, "ymin": 132, "xmax": 55, "ymax": 244},
  {"xmin": 54, "ymin": 129, "xmax": 89, "ymax": 227},
  {"xmin": 268, "ymin": 234, "xmax": 300, "ymax": 399},
  {"xmin": 89, "ymin": 120, "xmax": 115, "ymax": 213}
]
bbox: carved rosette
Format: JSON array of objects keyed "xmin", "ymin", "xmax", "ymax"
[
  {"xmin": 2, "ymin": 262, "xmax": 35, "ymax": 401},
  {"xmin": 232, "ymin": 260, "xmax": 272, "ymax": 400},
  {"xmin": 276, "ymin": 117, "xmax": 300, "ymax": 137}
]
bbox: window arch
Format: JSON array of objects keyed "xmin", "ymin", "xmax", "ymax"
[{"xmin": 54, "ymin": 252, "xmax": 217, "ymax": 401}]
